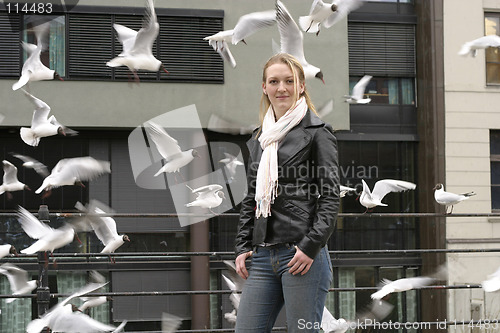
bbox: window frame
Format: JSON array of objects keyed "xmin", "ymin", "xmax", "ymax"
[{"xmin": 485, "ymin": 13, "xmax": 500, "ymax": 86}]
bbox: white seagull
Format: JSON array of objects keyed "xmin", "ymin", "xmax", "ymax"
[
  {"xmin": 0, "ymin": 244, "xmax": 18, "ymax": 259},
  {"xmin": 340, "ymin": 185, "xmax": 357, "ymax": 198},
  {"xmin": 12, "ymin": 22, "xmax": 63, "ymax": 91},
  {"xmin": 359, "ymin": 179, "xmax": 416, "ymax": 211},
  {"xmin": 20, "ymin": 89, "xmax": 76, "ymax": 147},
  {"xmin": 85, "ymin": 201, "xmax": 130, "ymax": 257},
  {"xmin": 433, "ymin": 183, "xmax": 476, "ymax": 214},
  {"xmin": 185, "ymin": 184, "xmax": 225, "ymax": 214},
  {"xmin": 371, "ymin": 276, "xmax": 435, "ymax": 300},
  {"xmin": 0, "ymin": 263, "xmax": 38, "ymax": 303},
  {"xmin": 79, "ymin": 271, "xmax": 112, "ymax": 312},
  {"xmin": 17, "ymin": 206, "xmax": 80, "ymax": 254},
  {"xmin": 344, "ymin": 75, "xmax": 372, "ymax": 104},
  {"xmin": 35, "ymin": 156, "xmax": 111, "ymax": 196},
  {"xmin": 10, "ymin": 153, "xmax": 49, "ymax": 177},
  {"xmin": 0, "ymin": 160, "xmax": 31, "ymax": 198},
  {"xmin": 204, "ymin": 30, "xmax": 237, "ymax": 68},
  {"xmin": 276, "ymin": 0, "xmax": 324, "ymax": 83},
  {"xmin": 219, "ymin": 153, "xmax": 244, "ymax": 182},
  {"xmin": 321, "ymin": 306, "xmax": 348, "ymax": 333},
  {"xmin": 26, "ymin": 281, "xmax": 127, "ymax": 333},
  {"xmin": 299, "ymin": 0, "xmax": 365, "ymax": 35},
  {"xmin": 162, "ymin": 312, "xmax": 183, "ymax": 333},
  {"xmin": 145, "ymin": 121, "xmax": 200, "ymax": 176},
  {"xmin": 221, "ymin": 260, "xmax": 245, "ymax": 324},
  {"xmin": 458, "ymin": 35, "xmax": 500, "ymax": 57},
  {"xmin": 482, "ymin": 266, "xmax": 500, "ymax": 292},
  {"xmin": 106, "ymin": 0, "xmax": 168, "ymax": 82}
]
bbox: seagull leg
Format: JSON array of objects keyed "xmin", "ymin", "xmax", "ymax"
[
  {"xmin": 449, "ymin": 205, "xmax": 454, "ymax": 214},
  {"xmin": 316, "ymin": 27, "xmax": 321, "ymax": 36},
  {"xmin": 306, "ymin": 21, "xmax": 313, "ymax": 33},
  {"xmin": 209, "ymin": 208, "xmax": 216, "ymax": 215},
  {"xmin": 41, "ymin": 189, "xmax": 52, "ymax": 199}
]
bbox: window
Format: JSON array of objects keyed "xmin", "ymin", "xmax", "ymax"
[
  {"xmin": 490, "ymin": 131, "xmax": 500, "ymax": 211},
  {"xmin": 485, "ymin": 14, "xmax": 500, "ymax": 84},
  {"xmin": 349, "ymin": 77, "xmax": 415, "ymax": 104}
]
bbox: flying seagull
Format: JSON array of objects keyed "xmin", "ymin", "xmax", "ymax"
[
  {"xmin": 359, "ymin": 179, "xmax": 416, "ymax": 212},
  {"xmin": 299, "ymin": 0, "xmax": 365, "ymax": 35},
  {"xmin": 0, "ymin": 263, "xmax": 38, "ymax": 303},
  {"xmin": 10, "ymin": 153, "xmax": 49, "ymax": 177},
  {"xmin": 0, "ymin": 244, "xmax": 18, "ymax": 259},
  {"xmin": 344, "ymin": 75, "xmax": 372, "ymax": 104},
  {"xmin": 0, "ymin": 160, "xmax": 31, "ymax": 198},
  {"xmin": 371, "ymin": 276, "xmax": 435, "ymax": 300},
  {"xmin": 35, "ymin": 156, "xmax": 111, "ymax": 196},
  {"xmin": 145, "ymin": 121, "xmax": 200, "ymax": 176},
  {"xmin": 106, "ymin": 0, "xmax": 168, "ymax": 82},
  {"xmin": 276, "ymin": 0, "xmax": 325, "ymax": 83},
  {"xmin": 482, "ymin": 266, "xmax": 500, "ymax": 292},
  {"xmin": 433, "ymin": 183, "xmax": 476, "ymax": 214},
  {"xmin": 12, "ymin": 21, "xmax": 63, "ymax": 91},
  {"xmin": 219, "ymin": 153, "xmax": 244, "ymax": 182},
  {"xmin": 458, "ymin": 35, "xmax": 500, "ymax": 57},
  {"xmin": 78, "ymin": 271, "xmax": 113, "ymax": 312}
]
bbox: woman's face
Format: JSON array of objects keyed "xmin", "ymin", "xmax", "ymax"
[{"xmin": 262, "ymin": 63, "xmax": 304, "ymax": 119}]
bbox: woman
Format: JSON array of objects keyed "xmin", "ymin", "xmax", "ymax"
[{"xmin": 234, "ymin": 53, "xmax": 340, "ymax": 333}]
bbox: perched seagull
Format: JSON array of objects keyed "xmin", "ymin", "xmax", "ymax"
[
  {"xmin": 185, "ymin": 184, "xmax": 226, "ymax": 214},
  {"xmin": 276, "ymin": 0, "xmax": 325, "ymax": 83},
  {"xmin": 482, "ymin": 266, "xmax": 500, "ymax": 292},
  {"xmin": 145, "ymin": 121, "xmax": 200, "ymax": 176},
  {"xmin": 371, "ymin": 276, "xmax": 435, "ymax": 300},
  {"xmin": 12, "ymin": 22, "xmax": 63, "ymax": 91},
  {"xmin": 321, "ymin": 306, "xmax": 348, "ymax": 333},
  {"xmin": 162, "ymin": 312, "xmax": 183, "ymax": 333},
  {"xmin": 77, "ymin": 200, "xmax": 130, "ymax": 262},
  {"xmin": 0, "ymin": 263, "xmax": 38, "ymax": 303},
  {"xmin": 221, "ymin": 260, "xmax": 245, "ymax": 324},
  {"xmin": 344, "ymin": 75, "xmax": 372, "ymax": 104},
  {"xmin": 219, "ymin": 153, "xmax": 244, "ymax": 182},
  {"xmin": 433, "ymin": 183, "xmax": 476, "ymax": 214},
  {"xmin": 0, "ymin": 244, "xmax": 18, "ymax": 259},
  {"xmin": 204, "ymin": 30, "xmax": 237, "ymax": 68},
  {"xmin": 26, "ymin": 281, "xmax": 127, "ymax": 333},
  {"xmin": 340, "ymin": 185, "xmax": 357, "ymax": 198},
  {"xmin": 79, "ymin": 271, "xmax": 112, "ymax": 312},
  {"xmin": 17, "ymin": 206, "xmax": 81, "ymax": 255},
  {"xmin": 35, "ymin": 156, "xmax": 111, "ymax": 196},
  {"xmin": 20, "ymin": 89, "xmax": 77, "ymax": 146},
  {"xmin": 359, "ymin": 179, "xmax": 416, "ymax": 211},
  {"xmin": 458, "ymin": 35, "xmax": 500, "ymax": 57},
  {"xmin": 106, "ymin": 0, "xmax": 168, "ymax": 82},
  {"xmin": 0, "ymin": 160, "xmax": 31, "ymax": 198},
  {"xmin": 299, "ymin": 0, "xmax": 365, "ymax": 35},
  {"xmin": 10, "ymin": 153, "xmax": 49, "ymax": 177}
]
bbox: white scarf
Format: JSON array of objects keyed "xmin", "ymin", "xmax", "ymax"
[{"xmin": 255, "ymin": 97, "xmax": 308, "ymax": 218}]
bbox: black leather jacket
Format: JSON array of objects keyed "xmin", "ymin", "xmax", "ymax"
[{"xmin": 235, "ymin": 110, "xmax": 340, "ymax": 259}]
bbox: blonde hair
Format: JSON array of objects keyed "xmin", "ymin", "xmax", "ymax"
[{"xmin": 259, "ymin": 53, "xmax": 317, "ymax": 126}]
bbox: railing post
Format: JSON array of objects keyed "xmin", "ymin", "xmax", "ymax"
[{"xmin": 36, "ymin": 205, "xmax": 50, "ymax": 317}]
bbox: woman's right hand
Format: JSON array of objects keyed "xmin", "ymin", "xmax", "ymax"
[{"xmin": 235, "ymin": 251, "xmax": 253, "ymax": 280}]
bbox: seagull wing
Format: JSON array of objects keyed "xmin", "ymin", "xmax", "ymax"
[
  {"xmin": 351, "ymin": 75, "xmax": 372, "ymax": 100},
  {"xmin": 232, "ymin": 9, "xmax": 277, "ymax": 45},
  {"xmin": 17, "ymin": 206, "xmax": 54, "ymax": 240},
  {"xmin": 324, "ymin": 0, "xmax": 365, "ymax": 29},
  {"xmin": 58, "ymin": 157, "xmax": 111, "ymax": 183},
  {"xmin": 162, "ymin": 312, "xmax": 182, "ymax": 333},
  {"xmin": 209, "ymin": 40, "xmax": 236, "ymax": 68},
  {"xmin": 131, "ymin": 0, "xmax": 159, "ymax": 55},
  {"xmin": 0, "ymin": 263, "xmax": 30, "ymax": 293},
  {"xmin": 192, "ymin": 184, "xmax": 223, "ymax": 195},
  {"xmin": 88, "ymin": 205, "xmax": 119, "ymax": 246},
  {"xmin": 11, "ymin": 153, "xmax": 49, "ymax": 177},
  {"xmin": 308, "ymin": 0, "xmax": 325, "ymax": 16},
  {"xmin": 113, "ymin": 23, "xmax": 138, "ymax": 56},
  {"xmin": 51, "ymin": 310, "xmax": 120, "ymax": 332},
  {"xmin": 145, "ymin": 122, "xmax": 182, "ymax": 160},
  {"xmin": 22, "ymin": 89, "xmax": 51, "ymax": 127},
  {"xmin": 371, "ymin": 179, "xmax": 416, "ymax": 202},
  {"xmin": 3, "ymin": 161, "xmax": 20, "ymax": 184},
  {"xmin": 276, "ymin": 0, "xmax": 307, "ymax": 64}
]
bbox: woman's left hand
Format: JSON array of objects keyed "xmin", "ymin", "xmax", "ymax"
[{"xmin": 288, "ymin": 246, "xmax": 314, "ymax": 275}]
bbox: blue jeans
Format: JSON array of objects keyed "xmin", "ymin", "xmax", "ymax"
[{"xmin": 235, "ymin": 244, "xmax": 332, "ymax": 333}]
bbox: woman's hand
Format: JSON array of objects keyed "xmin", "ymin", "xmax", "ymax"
[
  {"xmin": 288, "ymin": 246, "xmax": 313, "ymax": 275},
  {"xmin": 235, "ymin": 251, "xmax": 253, "ymax": 280}
]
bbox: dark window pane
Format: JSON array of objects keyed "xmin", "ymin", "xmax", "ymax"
[
  {"xmin": 490, "ymin": 131, "xmax": 500, "ymax": 154},
  {"xmin": 492, "ymin": 186, "xmax": 500, "ymax": 210},
  {"xmin": 491, "ymin": 162, "xmax": 500, "ymax": 184}
]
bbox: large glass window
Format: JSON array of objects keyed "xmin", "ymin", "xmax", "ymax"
[
  {"xmin": 490, "ymin": 131, "xmax": 500, "ymax": 211},
  {"xmin": 349, "ymin": 77, "xmax": 415, "ymax": 105},
  {"xmin": 485, "ymin": 14, "xmax": 500, "ymax": 84}
]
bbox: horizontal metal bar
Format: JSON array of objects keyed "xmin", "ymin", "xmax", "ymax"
[
  {"xmin": 0, "ymin": 212, "xmax": 499, "ymax": 218},
  {"xmin": 0, "ymin": 284, "xmax": 483, "ymax": 299}
]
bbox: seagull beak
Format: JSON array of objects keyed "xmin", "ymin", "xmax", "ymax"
[
  {"xmin": 74, "ymin": 233, "xmax": 83, "ymax": 244},
  {"xmin": 161, "ymin": 64, "xmax": 169, "ymax": 74}
]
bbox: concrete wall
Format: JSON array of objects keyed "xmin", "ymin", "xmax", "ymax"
[
  {"xmin": 0, "ymin": 0, "xmax": 349, "ymax": 130},
  {"xmin": 444, "ymin": 0, "xmax": 500, "ymax": 326}
]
